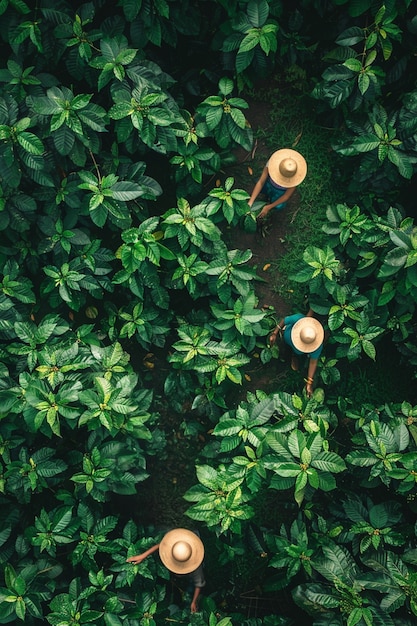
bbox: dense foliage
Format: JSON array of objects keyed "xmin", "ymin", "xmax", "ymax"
[{"xmin": 0, "ymin": 0, "xmax": 416, "ymax": 625}]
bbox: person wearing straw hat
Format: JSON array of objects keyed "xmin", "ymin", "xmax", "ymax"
[
  {"xmin": 248, "ymin": 148, "xmax": 307, "ymax": 220},
  {"xmin": 126, "ymin": 528, "xmax": 205, "ymax": 613},
  {"xmin": 269, "ymin": 311, "xmax": 325, "ymax": 397}
]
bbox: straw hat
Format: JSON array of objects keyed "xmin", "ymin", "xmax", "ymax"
[
  {"xmin": 268, "ymin": 149, "xmax": 307, "ymax": 187},
  {"xmin": 159, "ymin": 528, "xmax": 204, "ymax": 574},
  {"xmin": 291, "ymin": 317, "xmax": 324, "ymax": 354}
]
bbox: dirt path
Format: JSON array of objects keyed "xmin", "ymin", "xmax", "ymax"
[
  {"xmin": 224, "ymin": 96, "xmax": 296, "ymax": 318},
  {"xmin": 218, "ymin": 96, "xmax": 301, "ymax": 399}
]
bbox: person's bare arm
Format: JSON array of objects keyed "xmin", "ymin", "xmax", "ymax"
[
  {"xmin": 269, "ymin": 318, "xmax": 285, "ymax": 346},
  {"xmin": 190, "ymin": 586, "xmax": 202, "ymax": 613},
  {"xmin": 126, "ymin": 543, "xmax": 160, "ymax": 564},
  {"xmin": 305, "ymin": 358, "xmax": 318, "ymax": 397},
  {"xmin": 248, "ymin": 166, "xmax": 269, "ymax": 206},
  {"xmin": 257, "ymin": 186, "xmax": 296, "ymax": 219}
]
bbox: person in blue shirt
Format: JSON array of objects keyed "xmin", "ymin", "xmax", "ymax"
[
  {"xmin": 127, "ymin": 528, "xmax": 205, "ymax": 613},
  {"xmin": 269, "ymin": 311, "xmax": 324, "ymax": 397},
  {"xmin": 248, "ymin": 148, "xmax": 307, "ymax": 220}
]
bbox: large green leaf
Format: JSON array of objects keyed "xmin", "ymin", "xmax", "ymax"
[
  {"xmin": 346, "ymin": 134, "xmax": 381, "ymax": 153},
  {"xmin": 111, "ymin": 181, "xmax": 143, "ymax": 201},
  {"xmin": 196, "ymin": 464, "xmax": 218, "ymax": 489},
  {"xmin": 287, "ymin": 430, "xmax": 306, "ymax": 459},
  {"xmin": 53, "ymin": 125, "xmax": 75, "ymax": 155},
  {"xmin": 274, "ymin": 462, "xmax": 301, "ymax": 478},
  {"xmin": 213, "ymin": 419, "xmax": 242, "ymax": 437},
  {"xmin": 346, "ymin": 449, "xmax": 378, "ymax": 466},
  {"xmin": 315, "ymin": 544, "xmax": 358, "ymax": 582},
  {"xmin": 247, "ymin": 0, "xmax": 269, "ymax": 27},
  {"xmin": 17, "ymin": 131, "xmax": 44, "ymax": 154},
  {"xmin": 311, "ymin": 452, "xmax": 347, "ymax": 473},
  {"xmin": 336, "ymin": 26, "xmax": 364, "ymax": 46}
]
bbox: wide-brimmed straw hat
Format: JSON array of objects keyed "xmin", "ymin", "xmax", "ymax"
[
  {"xmin": 268, "ymin": 149, "xmax": 307, "ymax": 187},
  {"xmin": 159, "ymin": 528, "xmax": 204, "ymax": 574},
  {"xmin": 291, "ymin": 317, "xmax": 324, "ymax": 354}
]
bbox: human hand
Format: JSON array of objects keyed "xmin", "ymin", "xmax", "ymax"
[
  {"xmin": 257, "ymin": 206, "xmax": 270, "ymax": 220},
  {"xmin": 126, "ymin": 555, "xmax": 145, "ymax": 564},
  {"xmin": 190, "ymin": 601, "xmax": 198, "ymax": 613},
  {"xmin": 305, "ymin": 382, "xmax": 313, "ymax": 398},
  {"xmin": 268, "ymin": 327, "xmax": 281, "ymax": 347}
]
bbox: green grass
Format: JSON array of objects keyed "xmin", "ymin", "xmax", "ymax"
[{"xmin": 332, "ymin": 338, "xmax": 417, "ymax": 407}]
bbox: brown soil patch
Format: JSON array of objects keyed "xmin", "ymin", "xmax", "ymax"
[{"xmin": 223, "ymin": 95, "xmax": 295, "ymax": 317}]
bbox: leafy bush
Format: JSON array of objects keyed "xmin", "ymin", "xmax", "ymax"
[{"xmin": 0, "ymin": 1, "xmax": 416, "ymax": 625}]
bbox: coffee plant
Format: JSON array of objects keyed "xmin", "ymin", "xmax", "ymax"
[{"xmin": 0, "ymin": 1, "xmax": 416, "ymax": 625}]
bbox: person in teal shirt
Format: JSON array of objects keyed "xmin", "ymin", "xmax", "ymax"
[
  {"xmin": 269, "ymin": 311, "xmax": 324, "ymax": 397},
  {"xmin": 248, "ymin": 148, "xmax": 307, "ymax": 220},
  {"xmin": 126, "ymin": 528, "xmax": 205, "ymax": 613}
]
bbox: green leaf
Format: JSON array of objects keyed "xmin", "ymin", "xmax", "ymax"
[
  {"xmin": 387, "ymin": 148, "xmax": 414, "ymax": 179},
  {"xmin": 239, "ymin": 33, "xmax": 260, "ymax": 54},
  {"xmin": 247, "ymin": 0, "xmax": 269, "ymax": 27},
  {"xmin": 362, "ymin": 339, "xmax": 376, "ymax": 360},
  {"xmin": 213, "ymin": 419, "xmax": 242, "ymax": 437},
  {"xmin": 16, "ymin": 128, "xmax": 44, "ymax": 154},
  {"xmin": 275, "ymin": 463, "xmax": 301, "ymax": 478},
  {"xmin": 358, "ymin": 72, "xmax": 370, "ymax": 95},
  {"xmin": 294, "ymin": 475, "xmax": 307, "ymax": 505},
  {"xmin": 311, "ymin": 452, "xmax": 347, "ymax": 473},
  {"xmin": 236, "ymin": 47, "xmax": 254, "ymax": 73},
  {"xmin": 15, "ymin": 598, "xmax": 26, "ymax": 620},
  {"xmin": 336, "ymin": 27, "xmax": 364, "ymax": 46},
  {"xmin": 111, "ymin": 181, "xmax": 143, "ymax": 201},
  {"xmin": 196, "ymin": 465, "xmax": 218, "ymax": 489},
  {"xmin": 287, "ymin": 430, "xmax": 306, "ymax": 459},
  {"xmin": 347, "ymin": 607, "xmax": 364, "ymax": 626},
  {"xmin": 219, "ymin": 77, "xmax": 234, "ymax": 96},
  {"xmin": 350, "ymin": 134, "xmax": 380, "ymax": 152},
  {"xmin": 90, "ymin": 203, "xmax": 108, "ymax": 227},
  {"xmin": 13, "ymin": 575, "xmax": 26, "ymax": 596},
  {"xmin": 205, "ymin": 106, "xmax": 223, "ymax": 131},
  {"xmin": 53, "ymin": 125, "xmax": 75, "ymax": 155},
  {"xmin": 346, "ymin": 450, "xmax": 377, "ymax": 467},
  {"xmin": 344, "ymin": 58, "xmax": 362, "ymax": 72}
]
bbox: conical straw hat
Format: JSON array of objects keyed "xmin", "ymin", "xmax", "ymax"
[
  {"xmin": 268, "ymin": 148, "xmax": 307, "ymax": 187},
  {"xmin": 159, "ymin": 528, "xmax": 204, "ymax": 574},
  {"xmin": 291, "ymin": 317, "xmax": 324, "ymax": 353}
]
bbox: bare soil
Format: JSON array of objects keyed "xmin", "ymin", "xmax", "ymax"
[
  {"xmin": 218, "ymin": 95, "xmax": 301, "ymax": 399},
  {"xmin": 223, "ymin": 94, "xmax": 299, "ymax": 315}
]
